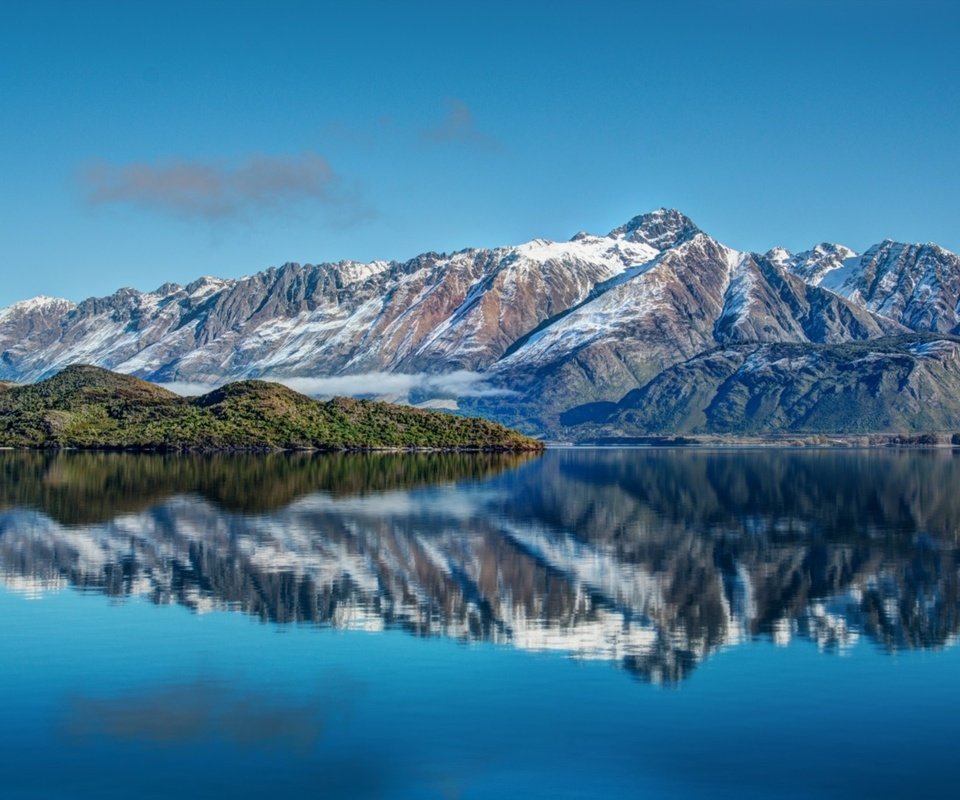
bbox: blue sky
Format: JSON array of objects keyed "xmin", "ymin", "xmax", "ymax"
[{"xmin": 1, "ymin": 0, "xmax": 958, "ymax": 306}]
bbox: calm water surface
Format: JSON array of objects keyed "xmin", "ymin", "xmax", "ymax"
[{"xmin": 1, "ymin": 448, "xmax": 959, "ymax": 798}]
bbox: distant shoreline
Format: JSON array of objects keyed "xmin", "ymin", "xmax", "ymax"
[
  {"xmin": 559, "ymin": 433, "xmax": 960, "ymax": 449},
  {"xmin": 3, "ymin": 435, "xmax": 956, "ymax": 453}
]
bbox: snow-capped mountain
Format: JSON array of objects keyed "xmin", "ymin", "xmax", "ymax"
[
  {"xmin": 2, "ymin": 208, "xmax": 959, "ymax": 436},
  {"xmin": 769, "ymin": 242, "xmax": 857, "ymax": 285},
  {"xmin": 0, "ymin": 226, "xmax": 660, "ymax": 383},
  {"xmin": 785, "ymin": 240, "xmax": 960, "ymax": 334},
  {"xmin": 486, "ymin": 235, "xmax": 903, "ymax": 428}
]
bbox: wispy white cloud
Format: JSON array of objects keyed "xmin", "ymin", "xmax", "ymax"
[
  {"xmin": 159, "ymin": 371, "xmax": 512, "ymax": 402},
  {"xmin": 278, "ymin": 371, "xmax": 511, "ymax": 399},
  {"xmin": 420, "ymin": 98, "xmax": 499, "ymax": 150},
  {"xmin": 81, "ymin": 151, "xmax": 372, "ymax": 225}
]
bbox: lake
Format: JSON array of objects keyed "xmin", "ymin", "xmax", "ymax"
[{"xmin": 1, "ymin": 448, "xmax": 959, "ymax": 798}]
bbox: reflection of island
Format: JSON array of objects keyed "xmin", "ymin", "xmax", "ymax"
[
  {"xmin": 1, "ymin": 449, "xmax": 959, "ymax": 683},
  {"xmin": 0, "ymin": 450, "xmax": 537, "ymax": 523}
]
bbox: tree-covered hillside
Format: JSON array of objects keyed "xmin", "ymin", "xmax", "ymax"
[{"xmin": 0, "ymin": 366, "xmax": 542, "ymax": 451}]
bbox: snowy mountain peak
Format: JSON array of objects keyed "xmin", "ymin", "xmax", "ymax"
[
  {"xmin": 5, "ymin": 295, "xmax": 75, "ymax": 313},
  {"xmin": 811, "ymin": 242, "xmax": 856, "ymax": 258},
  {"xmin": 0, "ymin": 296, "xmax": 77, "ymax": 326},
  {"xmin": 764, "ymin": 247, "xmax": 793, "ymax": 268},
  {"xmin": 328, "ymin": 259, "xmax": 392, "ymax": 285},
  {"xmin": 608, "ymin": 208, "xmax": 700, "ymax": 250},
  {"xmin": 667, "ymin": 230, "xmax": 738, "ymax": 271},
  {"xmin": 860, "ymin": 239, "xmax": 954, "ymax": 261},
  {"xmin": 779, "ymin": 237, "xmax": 960, "ymax": 334},
  {"xmin": 785, "ymin": 242, "xmax": 858, "ymax": 286},
  {"xmin": 184, "ymin": 276, "xmax": 232, "ymax": 297},
  {"xmin": 927, "ymin": 242, "xmax": 956, "ymax": 257}
]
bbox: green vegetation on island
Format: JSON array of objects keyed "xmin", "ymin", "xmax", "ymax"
[{"xmin": 0, "ymin": 366, "xmax": 543, "ymax": 452}]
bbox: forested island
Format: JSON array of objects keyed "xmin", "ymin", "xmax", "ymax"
[{"xmin": 0, "ymin": 366, "xmax": 542, "ymax": 452}]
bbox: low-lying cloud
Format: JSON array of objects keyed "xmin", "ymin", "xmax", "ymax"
[
  {"xmin": 81, "ymin": 151, "xmax": 370, "ymax": 224},
  {"xmin": 160, "ymin": 371, "xmax": 513, "ymax": 402},
  {"xmin": 159, "ymin": 381, "xmax": 227, "ymax": 397},
  {"xmin": 279, "ymin": 371, "xmax": 511, "ymax": 399}
]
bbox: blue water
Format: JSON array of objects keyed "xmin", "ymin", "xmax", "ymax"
[{"xmin": 1, "ymin": 449, "xmax": 958, "ymax": 798}]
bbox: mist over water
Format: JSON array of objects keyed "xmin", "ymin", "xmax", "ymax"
[{"xmin": 2, "ymin": 448, "xmax": 959, "ymax": 797}]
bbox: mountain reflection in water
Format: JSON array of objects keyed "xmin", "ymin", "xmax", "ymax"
[{"xmin": 1, "ymin": 448, "xmax": 958, "ymax": 683}]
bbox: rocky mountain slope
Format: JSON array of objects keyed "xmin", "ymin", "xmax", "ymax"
[
  {"xmin": 570, "ymin": 335, "xmax": 960, "ymax": 436},
  {"xmin": 478, "ymin": 234, "xmax": 904, "ymax": 431},
  {"xmin": 2, "ymin": 209, "xmax": 958, "ymax": 436},
  {"xmin": 0, "ymin": 232, "xmax": 659, "ymax": 382},
  {"xmin": 780, "ymin": 240, "xmax": 960, "ymax": 333}
]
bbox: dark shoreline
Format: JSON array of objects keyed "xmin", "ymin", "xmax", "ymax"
[
  {"xmin": 3, "ymin": 436, "xmax": 957, "ymax": 452},
  {"xmin": 564, "ymin": 432, "xmax": 960, "ymax": 448},
  {"xmin": 0, "ymin": 444, "xmax": 544, "ymax": 454}
]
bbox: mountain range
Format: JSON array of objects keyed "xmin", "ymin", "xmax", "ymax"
[{"xmin": 3, "ymin": 209, "xmax": 960, "ymax": 437}]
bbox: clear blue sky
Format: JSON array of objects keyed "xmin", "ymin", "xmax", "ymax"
[{"xmin": 2, "ymin": 0, "xmax": 958, "ymax": 306}]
